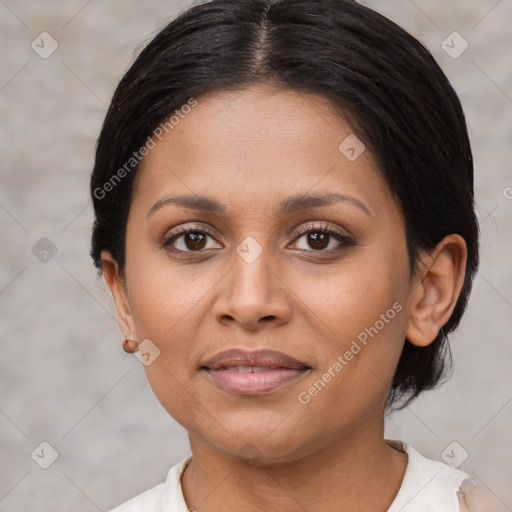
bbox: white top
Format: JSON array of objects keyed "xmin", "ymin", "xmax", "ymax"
[{"xmin": 107, "ymin": 439, "xmax": 496, "ymax": 512}]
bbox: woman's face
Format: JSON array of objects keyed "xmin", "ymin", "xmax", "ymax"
[{"xmin": 108, "ymin": 84, "xmax": 417, "ymax": 462}]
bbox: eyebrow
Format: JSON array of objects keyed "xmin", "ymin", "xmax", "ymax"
[{"xmin": 147, "ymin": 192, "xmax": 372, "ymax": 218}]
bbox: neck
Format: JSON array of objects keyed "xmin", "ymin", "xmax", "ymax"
[{"xmin": 181, "ymin": 427, "xmax": 407, "ymax": 512}]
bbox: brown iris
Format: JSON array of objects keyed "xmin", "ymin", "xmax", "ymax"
[
  {"xmin": 184, "ymin": 232, "xmax": 208, "ymax": 251},
  {"xmin": 307, "ymin": 232, "xmax": 330, "ymax": 250}
]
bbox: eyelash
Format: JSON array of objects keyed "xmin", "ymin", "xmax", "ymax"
[{"xmin": 162, "ymin": 223, "xmax": 354, "ymax": 255}]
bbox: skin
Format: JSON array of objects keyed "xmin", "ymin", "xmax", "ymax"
[{"xmin": 102, "ymin": 83, "xmax": 467, "ymax": 512}]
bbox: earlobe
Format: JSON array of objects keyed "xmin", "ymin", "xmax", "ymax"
[
  {"xmin": 100, "ymin": 250, "xmax": 137, "ymax": 342},
  {"xmin": 405, "ymin": 234, "xmax": 467, "ymax": 348},
  {"xmin": 122, "ymin": 336, "xmax": 139, "ymax": 354}
]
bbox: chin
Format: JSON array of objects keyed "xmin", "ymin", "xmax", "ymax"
[{"xmin": 205, "ymin": 421, "xmax": 314, "ymax": 465}]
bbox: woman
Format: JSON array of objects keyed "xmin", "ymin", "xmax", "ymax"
[{"xmin": 90, "ymin": 0, "xmax": 497, "ymax": 510}]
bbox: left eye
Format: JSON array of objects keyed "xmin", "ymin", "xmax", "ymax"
[{"xmin": 291, "ymin": 226, "xmax": 354, "ymax": 252}]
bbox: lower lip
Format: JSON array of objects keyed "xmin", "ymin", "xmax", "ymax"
[{"xmin": 204, "ymin": 368, "xmax": 309, "ymax": 395}]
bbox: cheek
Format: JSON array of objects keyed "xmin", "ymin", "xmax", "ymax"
[
  {"xmin": 295, "ymin": 241, "xmax": 410, "ymax": 403},
  {"xmin": 124, "ymin": 218, "xmax": 207, "ymax": 333},
  {"xmin": 124, "ymin": 261, "xmax": 208, "ymax": 421},
  {"xmin": 294, "ymin": 249, "xmax": 406, "ymax": 347},
  {"xmin": 127, "ymin": 262, "xmax": 204, "ymax": 346}
]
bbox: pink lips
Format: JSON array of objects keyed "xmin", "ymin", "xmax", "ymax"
[{"xmin": 201, "ymin": 349, "xmax": 311, "ymax": 395}]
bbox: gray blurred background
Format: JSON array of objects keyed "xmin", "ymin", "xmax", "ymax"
[{"xmin": 1, "ymin": 0, "xmax": 511, "ymax": 510}]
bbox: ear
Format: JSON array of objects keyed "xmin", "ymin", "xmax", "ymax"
[
  {"xmin": 101, "ymin": 250, "xmax": 137, "ymax": 352},
  {"xmin": 405, "ymin": 234, "xmax": 467, "ymax": 347}
]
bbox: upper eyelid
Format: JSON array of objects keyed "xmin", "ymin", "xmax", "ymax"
[
  {"xmin": 166, "ymin": 222, "xmax": 346, "ymax": 237},
  {"xmin": 294, "ymin": 223, "xmax": 350, "ymax": 237}
]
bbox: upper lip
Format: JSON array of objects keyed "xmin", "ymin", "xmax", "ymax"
[{"xmin": 201, "ymin": 349, "xmax": 310, "ymax": 370}]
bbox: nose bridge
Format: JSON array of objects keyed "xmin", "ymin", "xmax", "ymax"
[
  {"xmin": 214, "ymin": 234, "xmax": 290, "ymax": 328},
  {"xmin": 231, "ymin": 235, "xmax": 273, "ymax": 304}
]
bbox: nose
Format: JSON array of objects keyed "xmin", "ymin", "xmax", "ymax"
[{"xmin": 212, "ymin": 243, "xmax": 292, "ymax": 331}]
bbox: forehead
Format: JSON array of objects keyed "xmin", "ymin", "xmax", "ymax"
[{"xmin": 132, "ymin": 84, "xmax": 396, "ymax": 218}]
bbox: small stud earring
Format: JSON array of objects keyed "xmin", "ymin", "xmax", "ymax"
[{"xmin": 122, "ymin": 336, "xmax": 139, "ymax": 353}]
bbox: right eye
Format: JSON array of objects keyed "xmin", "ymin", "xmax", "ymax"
[{"xmin": 163, "ymin": 225, "xmax": 223, "ymax": 253}]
